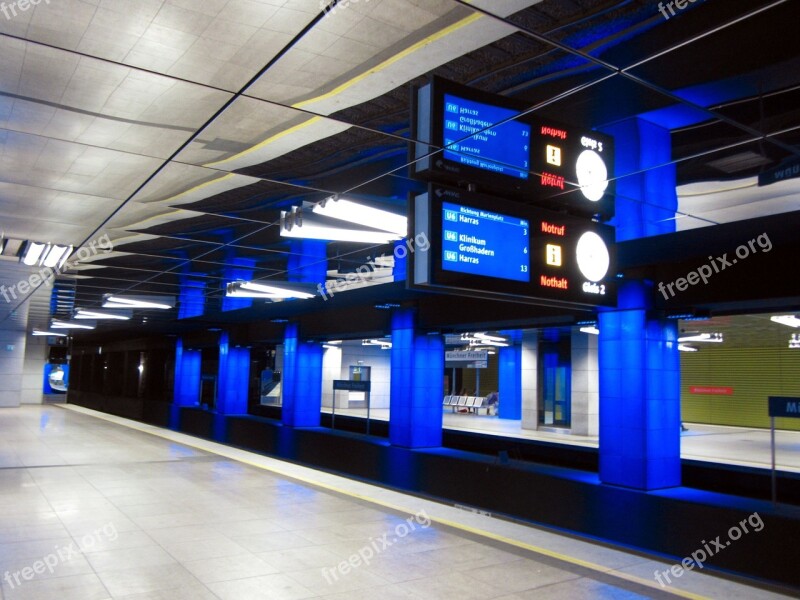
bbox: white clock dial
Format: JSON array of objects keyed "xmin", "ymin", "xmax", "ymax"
[
  {"xmin": 576, "ymin": 150, "xmax": 609, "ymax": 202},
  {"xmin": 576, "ymin": 231, "xmax": 610, "ymax": 282}
]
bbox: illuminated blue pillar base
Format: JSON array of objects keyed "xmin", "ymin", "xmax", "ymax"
[
  {"xmin": 214, "ymin": 332, "xmax": 251, "ymax": 440},
  {"xmin": 282, "ymin": 323, "xmax": 323, "ymax": 428},
  {"xmin": 171, "ymin": 338, "xmax": 201, "ymax": 429},
  {"xmin": 599, "ymin": 282, "xmax": 680, "ymax": 490},
  {"xmin": 390, "ymin": 310, "xmax": 444, "ymax": 448},
  {"xmin": 498, "ymin": 331, "xmax": 522, "ymax": 420}
]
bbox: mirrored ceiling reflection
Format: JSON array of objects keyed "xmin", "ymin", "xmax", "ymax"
[{"xmin": 1, "ymin": 0, "xmax": 798, "ymax": 330}]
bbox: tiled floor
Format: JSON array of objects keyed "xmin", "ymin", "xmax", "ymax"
[{"xmin": 0, "ymin": 405, "xmax": 792, "ymax": 600}]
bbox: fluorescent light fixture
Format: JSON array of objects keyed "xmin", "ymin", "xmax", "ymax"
[
  {"xmin": 74, "ymin": 308, "xmax": 132, "ymax": 320},
  {"xmin": 678, "ymin": 344, "xmax": 699, "ymax": 352},
  {"xmin": 362, "ymin": 338, "xmax": 392, "ymax": 349},
  {"xmin": 102, "ymin": 295, "xmax": 174, "ymax": 309},
  {"xmin": 226, "ymin": 281, "xmax": 315, "ymax": 300},
  {"xmin": 51, "ymin": 320, "xmax": 95, "ymax": 330},
  {"xmin": 281, "ymin": 207, "xmax": 402, "ymax": 244},
  {"xmin": 21, "ymin": 242, "xmax": 47, "ymax": 266},
  {"xmin": 771, "ymin": 315, "xmax": 800, "ymax": 328},
  {"xmin": 42, "ymin": 245, "xmax": 72, "ymax": 268},
  {"xmin": 677, "ymin": 333, "xmax": 723, "ymax": 343},
  {"xmin": 580, "ymin": 326, "xmax": 600, "ymax": 335},
  {"xmin": 469, "ymin": 339, "xmax": 508, "ymax": 347},
  {"xmin": 474, "ymin": 332, "xmax": 507, "ymax": 343},
  {"xmin": 32, "ymin": 330, "xmax": 67, "ymax": 337},
  {"xmin": 312, "ymin": 196, "xmax": 407, "ymax": 237}
]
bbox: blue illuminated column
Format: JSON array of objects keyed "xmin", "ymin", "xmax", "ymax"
[
  {"xmin": 595, "ymin": 117, "xmax": 681, "ymax": 490},
  {"xmin": 600, "ymin": 118, "xmax": 677, "ymax": 242},
  {"xmin": 390, "ymin": 309, "xmax": 444, "ymax": 448},
  {"xmin": 178, "ymin": 279, "xmax": 206, "ymax": 320},
  {"xmin": 217, "ymin": 332, "xmax": 250, "ymax": 415},
  {"xmin": 498, "ymin": 330, "xmax": 522, "ymax": 420},
  {"xmin": 171, "ymin": 338, "xmax": 201, "ymax": 429},
  {"xmin": 288, "ymin": 240, "xmax": 327, "ymax": 284},
  {"xmin": 221, "ymin": 258, "xmax": 255, "ymax": 312},
  {"xmin": 213, "ymin": 331, "xmax": 250, "ymax": 440},
  {"xmin": 598, "ymin": 283, "xmax": 681, "ymax": 490},
  {"xmin": 281, "ymin": 323, "xmax": 323, "ymax": 428}
]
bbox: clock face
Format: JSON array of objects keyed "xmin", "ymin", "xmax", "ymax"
[
  {"xmin": 576, "ymin": 231, "xmax": 610, "ymax": 282},
  {"xmin": 575, "ymin": 150, "xmax": 609, "ymax": 202}
]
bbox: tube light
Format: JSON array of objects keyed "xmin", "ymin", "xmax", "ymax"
[
  {"xmin": 32, "ymin": 330, "xmax": 67, "ymax": 337},
  {"xmin": 42, "ymin": 245, "xmax": 71, "ymax": 268},
  {"xmin": 474, "ymin": 332, "xmax": 507, "ymax": 342},
  {"xmin": 312, "ymin": 197, "xmax": 407, "ymax": 237},
  {"xmin": 51, "ymin": 320, "xmax": 95, "ymax": 330},
  {"xmin": 281, "ymin": 208, "xmax": 402, "ymax": 244},
  {"xmin": 21, "ymin": 242, "xmax": 47, "ymax": 266},
  {"xmin": 580, "ymin": 326, "xmax": 600, "ymax": 335},
  {"xmin": 74, "ymin": 309, "xmax": 131, "ymax": 320},
  {"xmin": 677, "ymin": 333, "xmax": 723, "ymax": 343},
  {"xmin": 102, "ymin": 295, "xmax": 174, "ymax": 309},
  {"xmin": 771, "ymin": 315, "xmax": 800, "ymax": 328},
  {"xmin": 678, "ymin": 344, "xmax": 698, "ymax": 352},
  {"xmin": 226, "ymin": 281, "xmax": 315, "ymax": 300}
]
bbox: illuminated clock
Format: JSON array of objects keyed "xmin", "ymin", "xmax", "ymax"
[
  {"xmin": 575, "ymin": 150, "xmax": 609, "ymax": 202},
  {"xmin": 576, "ymin": 231, "xmax": 610, "ymax": 282}
]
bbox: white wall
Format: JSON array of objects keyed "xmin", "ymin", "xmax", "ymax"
[
  {"xmin": 521, "ymin": 329, "xmax": 538, "ymax": 430},
  {"xmin": 0, "ymin": 279, "xmax": 29, "ymax": 407},
  {"xmin": 339, "ymin": 341, "xmax": 391, "ymax": 409},
  {"xmin": 321, "ymin": 345, "xmax": 342, "ymax": 408},
  {"xmin": 21, "ymin": 333, "xmax": 48, "ymax": 404},
  {"xmin": 571, "ymin": 330, "xmax": 599, "ymax": 436}
]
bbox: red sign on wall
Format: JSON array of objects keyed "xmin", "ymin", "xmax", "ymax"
[{"xmin": 689, "ymin": 386, "xmax": 734, "ymax": 396}]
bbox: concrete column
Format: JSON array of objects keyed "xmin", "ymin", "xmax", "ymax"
[
  {"xmin": 570, "ymin": 330, "xmax": 599, "ymax": 436},
  {"xmin": 521, "ymin": 330, "xmax": 539, "ymax": 430}
]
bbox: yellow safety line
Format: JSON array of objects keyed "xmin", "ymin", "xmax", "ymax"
[
  {"xmin": 58, "ymin": 404, "xmax": 708, "ymax": 600},
  {"xmin": 204, "ymin": 12, "xmax": 483, "ymax": 169}
]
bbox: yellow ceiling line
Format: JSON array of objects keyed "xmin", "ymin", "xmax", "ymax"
[
  {"xmin": 204, "ymin": 116, "xmax": 323, "ymax": 169},
  {"xmin": 139, "ymin": 172, "xmax": 237, "ymax": 204},
  {"xmin": 204, "ymin": 12, "xmax": 483, "ymax": 170},
  {"xmin": 292, "ymin": 12, "xmax": 484, "ymax": 110}
]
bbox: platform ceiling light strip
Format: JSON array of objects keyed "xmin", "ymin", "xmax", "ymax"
[
  {"xmin": 771, "ymin": 315, "xmax": 800, "ymax": 328},
  {"xmin": 102, "ymin": 295, "xmax": 175, "ymax": 310},
  {"xmin": 677, "ymin": 333, "xmax": 723, "ymax": 343},
  {"xmin": 32, "ymin": 330, "xmax": 67, "ymax": 337},
  {"xmin": 678, "ymin": 344, "xmax": 699, "ymax": 352},
  {"xmin": 280, "ymin": 209, "xmax": 402, "ymax": 244},
  {"xmin": 226, "ymin": 281, "xmax": 315, "ymax": 300},
  {"xmin": 580, "ymin": 326, "xmax": 600, "ymax": 335},
  {"xmin": 74, "ymin": 309, "xmax": 132, "ymax": 320},
  {"xmin": 51, "ymin": 320, "xmax": 95, "ymax": 330},
  {"xmin": 20, "ymin": 241, "xmax": 47, "ymax": 266},
  {"xmin": 312, "ymin": 197, "xmax": 407, "ymax": 237},
  {"xmin": 474, "ymin": 332, "xmax": 507, "ymax": 343},
  {"xmin": 43, "ymin": 245, "xmax": 72, "ymax": 269}
]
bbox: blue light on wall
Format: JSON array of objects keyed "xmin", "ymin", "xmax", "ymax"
[
  {"xmin": 178, "ymin": 279, "xmax": 206, "ymax": 320},
  {"xmin": 393, "ymin": 240, "xmax": 407, "ymax": 282},
  {"xmin": 288, "ymin": 240, "xmax": 328, "ymax": 285},
  {"xmin": 222, "ymin": 259, "xmax": 255, "ymax": 312},
  {"xmin": 498, "ymin": 330, "xmax": 522, "ymax": 420},
  {"xmin": 390, "ymin": 309, "xmax": 444, "ymax": 448}
]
